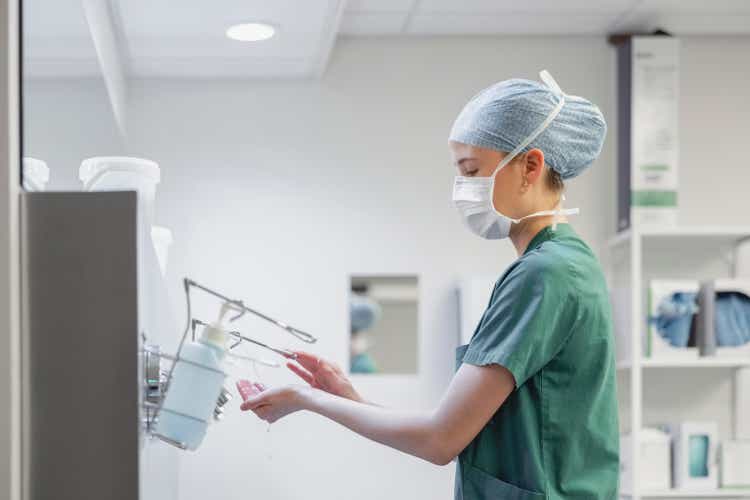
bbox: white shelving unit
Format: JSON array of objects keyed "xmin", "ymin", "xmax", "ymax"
[
  {"xmin": 618, "ymin": 358, "xmax": 750, "ymax": 370},
  {"xmin": 607, "ymin": 226, "xmax": 750, "ymax": 500},
  {"xmin": 622, "ymin": 489, "xmax": 750, "ymax": 498}
]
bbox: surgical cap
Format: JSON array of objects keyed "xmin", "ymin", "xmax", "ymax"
[
  {"xmin": 449, "ymin": 75, "xmax": 606, "ymax": 180},
  {"xmin": 350, "ymin": 295, "xmax": 382, "ymax": 333}
]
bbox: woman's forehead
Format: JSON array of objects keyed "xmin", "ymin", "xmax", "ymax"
[{"xmin": 450, "ymin": 142, "xmax": 506, "ymax": 163}]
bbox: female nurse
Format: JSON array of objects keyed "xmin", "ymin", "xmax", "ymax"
[{"xmin": 241, "ymin": 70, "xmax": 620, "ymax": 499}]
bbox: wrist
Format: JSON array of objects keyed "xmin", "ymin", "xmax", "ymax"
[
  {"xmin": 349, "ymin": 390, "xmax": 366, "ymax": 404},
  {"xmin": 297, "ymin": 385, "xmax": 323, "ymax": 411},
  {"xmin": 341, "ymin": 384, "xmax": 364, "ymax": 403}
]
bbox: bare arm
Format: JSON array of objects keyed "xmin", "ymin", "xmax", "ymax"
[{"xmin": 242, "ymin": 362, "xmax": 515, "ymax": 465}]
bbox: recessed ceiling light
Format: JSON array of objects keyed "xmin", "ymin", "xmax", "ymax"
[{"xmin": 226, "ymin": 22, "xmax": 276, "ymax": 42}]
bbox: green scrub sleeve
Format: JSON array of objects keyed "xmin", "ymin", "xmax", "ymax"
[{"xmin": 462, "ymin": 258, "xmax": 576, "ymax": 387}]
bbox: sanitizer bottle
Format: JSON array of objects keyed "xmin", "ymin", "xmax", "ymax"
[{"xmin": 155, "ymin": 306, "xmax": 231, "ymax": 450}]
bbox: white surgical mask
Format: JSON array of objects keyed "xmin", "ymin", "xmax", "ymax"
[{"xmin": 452, "ymin": 70, "xmax": 580, "ymax": 240}]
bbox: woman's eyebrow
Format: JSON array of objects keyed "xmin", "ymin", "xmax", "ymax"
[{"xmin": 457, "ymin": 157, "xmax": 477, "ymax": 166}]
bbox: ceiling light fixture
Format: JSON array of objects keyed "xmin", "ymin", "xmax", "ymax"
[{"xmin": 226, "ymin": 22, "xmax": 276, "ymax": 42}]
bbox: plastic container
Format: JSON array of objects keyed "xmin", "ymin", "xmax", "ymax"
[
  {"xmin": 620, "ymin": 428, "xmax": 671, "ymax": 492},
  {"xmin": 151, "ymin": 226, "xmax": 173, "ymax": 277},
  {"xmin": 22, "ymin": 157, "xmax": 50, "ymax": 191},
  {"xmin": 155, "ymin": 323, "xmax": 228, "ymax": 451},
  {"xmin": 79, "ymin": 156, "xmax": 160, "ymax": 224}
]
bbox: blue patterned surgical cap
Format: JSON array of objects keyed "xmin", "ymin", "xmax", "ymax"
[{"xmin": 449, "ymin": 74, "xmax": 606, "ymax": 180}]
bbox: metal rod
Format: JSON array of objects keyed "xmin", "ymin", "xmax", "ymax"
[
  {"xmin": 225, "ymin": 350, "xmax": 280, "ymax": 368},
  {"xmin": 227, "ymin": 331, "xmax": 297, "ymax": 360},
  {"xmin": 143, "ymin": 401, "xmax": 209, "ymax": 425},
  {"xmin": 191, "ymin": 318, "xmax": 297, "ymax": 361},
  {"xmin": 158, "ymin": 407, "xmax": 209, "ymax": 425},
  {"xmin": 152, "ymin": 278, "xmax": 196, "ymax": 424},
  {"xmin": 185, "ymin": 278, "xmax": 317, "ymax": 343},
  {"xmin": 150, "ymin": 349, "xmax": 227, "ymax": 376},
  {"xmin": 151, "ymin": 433, "xmax": 188, "ymax": 450}
]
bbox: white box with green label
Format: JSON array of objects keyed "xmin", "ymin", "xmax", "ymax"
[{"xmin": 615, "ymin": 36, "xmax": 680, "ymax": 230}]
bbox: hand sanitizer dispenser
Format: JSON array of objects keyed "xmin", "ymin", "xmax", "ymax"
[
  {"xmin": 142, "ymin": 278, "xmax": 318, "ymax": 451},
  {"xmin": 154, "ymin": 305, "xmax": 232, "ymax": 450}
]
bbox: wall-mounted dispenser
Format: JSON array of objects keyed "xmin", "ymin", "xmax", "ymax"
[
  {"xmin": 142, "ymin": 278, "xmax": 317, "ymax": 451},
  {"xmin": 20, "ymin": 190, "xmax": 317, "ymax": 499}
]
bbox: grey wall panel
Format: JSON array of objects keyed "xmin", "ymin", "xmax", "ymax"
[{"xmin": 21, "ymin": 191, "xmax": 139, "ymax": 500}]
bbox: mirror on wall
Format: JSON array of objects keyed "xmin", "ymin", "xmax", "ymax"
[
  {"xmin": 21, "ymin": 0, "xmax": 127, "ymax": 192},
  {"xmin": 349, "ymin": 275, "xmax": 418, "ymax": 375}
]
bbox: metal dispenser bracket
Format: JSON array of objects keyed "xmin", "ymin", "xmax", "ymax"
[{"xmin": 141, "ymin": 278, "xmax": 318, "ymax": 449}]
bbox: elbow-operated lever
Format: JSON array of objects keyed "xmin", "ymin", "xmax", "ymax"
[{"xmin": 184, "ymin": 278, "xmax": 318, "ymax": 344}]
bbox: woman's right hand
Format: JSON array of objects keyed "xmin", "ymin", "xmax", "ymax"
[{"xmin": 285, "ymin": 351, "xmax": 364, "ymax": 403}]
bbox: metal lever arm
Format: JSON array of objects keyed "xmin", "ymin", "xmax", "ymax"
[{"xmin": 185, "ymin": 278, "xmax": 317, "ymax": 343}]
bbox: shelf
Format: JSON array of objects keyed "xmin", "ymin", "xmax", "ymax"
[
  {"xmin": 621, "ymin": 488, "xmax": 750, "ymax": 498},
  {"xmin": 607, "ymin": 226, "xmax": 750, "ymax": 249},
  {"xmin": 617, "ymin": 357, "xmax": 750, "ymax": 370}
]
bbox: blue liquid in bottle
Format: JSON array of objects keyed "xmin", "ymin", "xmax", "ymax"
[{"xmin": 156, "ymin": 322, "xmax": 228, "ymax": 450}]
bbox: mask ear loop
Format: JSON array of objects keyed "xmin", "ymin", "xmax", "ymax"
[
  {"xmin": 542, "ymin": 70, "xmax": 566, "ymax": 232},
  {"xmin": 552, "ymin": 194, "xmax": 565, "ymax": 231}
]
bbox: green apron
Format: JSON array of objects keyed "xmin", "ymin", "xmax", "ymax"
[{"xmin": 454, "ymin": 224, "xmax": 619, "ymax": 500}]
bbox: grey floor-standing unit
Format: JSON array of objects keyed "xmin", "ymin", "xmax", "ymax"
[
  {"xmin": 20, "ymin": 191, "xmax": 178, "ymax": 500},
  {"xmin": 21, "ymin": 191, "xmax": 140, "ymax": 500}
]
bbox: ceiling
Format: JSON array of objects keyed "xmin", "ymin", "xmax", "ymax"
[
  {"xmin": 341, "ymin": 0, "xmax": 750, "ymax": 36},
  {"xmin": 23, "ymin": 0, "xmax": 750, "ymax": 79}
]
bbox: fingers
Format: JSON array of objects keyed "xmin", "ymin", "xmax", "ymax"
[
  {"xmin": 256, "ymin": 409, "xmax": 279, "ymax": 424},
  {"xmin": 290, "ymin": 351, "xmax": 345, "ymax": 377},
  {"xmin": 286, "ymin": 362, "xmax": 315, "ymax": 385},
  {"xmin": 237, "ymin": 380, "xmax": 267, "ymax": 401},
  {"xmin": 291, "ymin": 351, "xmax": 320, "ymax": 372},
  {"xmin": 251, "ymin": 405, "xmax": 272, "ymax": 421},
  {"xmin": 239, "ymin": 382, "xmax": 270, "ymax": 411},
  {"xmin": 241, "ymin": 396, "xmax": 269, "ymax": 412}
]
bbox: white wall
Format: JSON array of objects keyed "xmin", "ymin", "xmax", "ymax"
[
  {"xmin": 22, "ymin": 35, "xmax": 750, "ymax": 500},
  {"xmin": 22, "ymin": 78, "xmax": 125, "ymax": 186},
  {"xmin": 677, "ymin": 37, "xmax": 750, "ymax": 226}
]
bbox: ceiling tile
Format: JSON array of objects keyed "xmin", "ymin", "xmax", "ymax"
[
  {"xmin": 408, "ymin": 13, "xmax": 622, "ymax": 35},
  {"xmin": 339, "ymin": 12, "xmax": 409, "ymax": 35},
  {"xmin": 639, "ymin": 0, "xmax": 750, "ymax": 13},
  {"xmin": 346, "ymin": 0, "xmax": 417, "ymax": 13},
  {"xmin": 118, "ymin": 0, "xmax": 333, "ymax": 39},
  {"xmin": 662, "ymin": 14, "xmax": 750, "ymax": 34},
  {"xmin": 418, "ymin": 0, "xmax": 637, "ymax": 14},
  {"xmin": 614, "ymin": 12, "xmax": 750, "ymax": 35},
  {"xmin": 613, "ymin": 0, "xmax": 750, "ymax": 34},
  {"xmin": 128, "ymin": 56, "xmax": 312, "ymax": 79},
  {"xmin": 117, "ymin": 0, "xmax": 344, "ymax": 78}
]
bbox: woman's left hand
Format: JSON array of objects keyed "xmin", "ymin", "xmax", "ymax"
[{"xmin": 240, "ymin": 385, "xmax": 311, "ymax": 424}]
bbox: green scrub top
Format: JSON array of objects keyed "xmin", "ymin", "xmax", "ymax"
[{"xmin": 455, "ymin": 224, "xmax": 619, "ymax": 500}]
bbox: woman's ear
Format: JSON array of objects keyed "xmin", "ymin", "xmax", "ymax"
[{"xmin": 523, "ymin": 149, "xmax": 546, "ymax": 184}]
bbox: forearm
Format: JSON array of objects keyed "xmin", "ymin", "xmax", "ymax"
[
  {"xmin": 244, "ymin": 363, "xmax": 512, "ymax": 465},
  {"xmin": 303, "ymin": 388, "xmax": 451, "ymax": 465}
]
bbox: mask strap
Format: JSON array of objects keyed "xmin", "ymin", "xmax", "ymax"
[
  {"xmin": 513, "ymin": 206, "xmax": 579, "ymax": 225},
  {"xmin": 539, "ymin": 70, "xmax": 563, "ymax": 94},
  {"xmin": 491, "ymin": 70, "xmax": 567, "ymax": 177},
  {"xmin": 553, "ymin": 194, "xmax": 564, "ymax": 230},
  {"xmin": 512, "ymin": 194, "xmax": 580, "ymax": 227}
]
